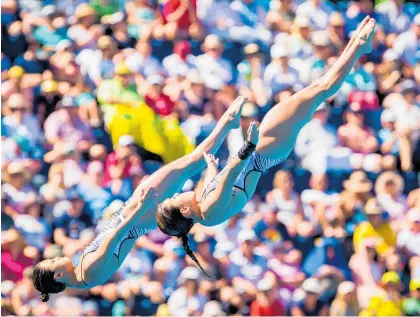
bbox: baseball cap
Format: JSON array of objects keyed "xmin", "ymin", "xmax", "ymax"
[
  {"xmin": 55, "ymin": 39, "xmax": 72, "ymax": 52},
  {"xmin": 399, "ymin": 79, "xmax": 416, "ymax": 94},
  {"xmin": 180, "ymin": 266, "xmax": 200, "ymax": 280},
  {"xmin": 241, "ymin": 102, "xmax": 259, "ymax": 118},
  {"xmin": 244, "ymin": 43, "xmax": 261, "ymax": 56},
  {"xmin": 337, "ymin": 281, "xmax": 356, "ymax": 295},
  {"xmin": 118, "ymin": 134, "xmax": 135, "ymax": 147},
  {"xmin": 8, "ymin": 66, "xmax": 24, "ymax": 78},
  {"xmin": 147, "ymin": 74, "xmax": 165, "ymax": 86},
  {"xmin": 381, "ymin": 109, "xmax": 396, "ymax": 123},
  {"xmin": 58, "ymin": 95, "xmax": 77, "ymax": 108},
  {"xmin": 312, "ymin": 31, "xmax": 330, "ymax": 46},
  {"xmin": 302, "ymin": 278, "xmax": 322, "ymax": 294},
  {"xmin": 115, "ymin": 62, "xmax": 131, "ymax": 75},
  {"xmin": 65, "ymin": 188, "xmax": 81, "ymax": 201},
  {"xmin": 271, "ymin": 44, "xmax": 288, "ymax": 59},
  {"xmin": 41, "ymin": 80, "xmax": 58, "ymax": 93},
  {"xmin": 257, "ymin": 279, "xmax": 274, "ymax": 292},
  {"xmin": 381, "ymin": 271, "xmax": 401, "ymax": 285},
  {"xmin": 410, "ymin": 279, "xmax": 420, "ymax": 292},
  {"xmin": 414, "ymin": 13, "xmax": 420, "ymax": 25},
  {"xmin": 237, "ymin": 229, "xmax": 257, "ymax": 244}
]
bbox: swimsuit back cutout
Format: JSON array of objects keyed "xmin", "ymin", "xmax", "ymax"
[{"xmin": 78, "ymin": 201, "xmax": 151, "ymax": 286}]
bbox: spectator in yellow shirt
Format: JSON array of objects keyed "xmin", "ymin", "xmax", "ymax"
[
  {"xmin": 353, "ymin": 198, "xmax": 397, "ymax": 256},
  {"xmin": 360, "ymin": 271, "xmax": 403, "ymax": 316}
]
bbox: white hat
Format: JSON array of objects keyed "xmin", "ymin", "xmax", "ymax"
[
  {"xmin": 312, "ymin": 31, "xmax": 330, "ymax": 46},
  {"xmin": 383, "ymin": 49, "xmax": 398, "ymax": 62},
  {"xmin": 414, "ymin": 13, "xmax": 420, "ymax": 25},
  {"xmin": 107, "ymin": 12, "xmax": 124, "ymax": 24},
  {"xmin": 118, "ymin": 134, "xmax": 135, "ymax": 147},
  {"xmin": 257, "ymin": 279, "xmax": 274, "ymax": 292},
  {"xmin": 302, "ymin": 278, "xmax": 322, "ymax": 294},
  {"xmin": 55, "ymin": 39, "xmax": 72, "ymax": 52},
  {"xmin": 337, "ymin": 281, "xmax": 356, "ymax": 295},
  {"xmin": 203, "ymin": 34, "xmax": 222, "ymax": 49},
  {"xmin": 203, "ymin": 301, "xmax": 226, "ymax": 317},
  {"xmin": 180, "ymin": 266, "xmax": 201, "ymax": 280},
  {"xmin": 163, "ymin": 238, "xmax": 182, "ymax": 252},
  {"xmin": 147, "ymin": 74, "xmax": 165, "ymax": 86},
  {"xmin": 381, "ymin": 109, "xmax": 396, "ymax": 123},
  {"xmin": 295, "ymin": 16, "xmax": 310, "ymax": 28},
  {"xmin": 270, "ymin": 44, "xmax": 288, "ymax": 59},
  {"xmin": 187, "ymin": 70, "xmax": 204, "ymax": 85},
  {"xmin": 407, "ymin": 208, "xmax": 420, "ymax": 223},
  {"xmin": 237, "ymin": 229, "xmax": 257, "ymax": 244}
]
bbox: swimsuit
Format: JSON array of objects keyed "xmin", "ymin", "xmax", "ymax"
[
  {"xmin": 78, "ymin": 200, "xmax": 151, "ymax": 286},
  {"xmin": 201, "ymin": 152, "xmax": 285, "ymax": 202}
]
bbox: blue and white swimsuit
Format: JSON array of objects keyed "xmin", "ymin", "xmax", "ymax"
[
  {"xmin": 201, "ymin": 152, "xmax": 285, "ymax": 201},
  {"xmin": 78, "ymin": 200, "xmax": 151, "ymax": 286}
]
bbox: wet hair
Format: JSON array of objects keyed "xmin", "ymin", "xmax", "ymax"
[
  {"xmin": 32, "ymin": 264, "xmax": 66, "ymax": 302},
  {"xmin": 157, "ymin": 204, "xmax": 211, "ymax": 278}
]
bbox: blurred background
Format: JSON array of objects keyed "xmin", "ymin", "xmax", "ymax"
[{"xmin": 1, "ymin": 0, "xmax": 420, "ymax": 316}]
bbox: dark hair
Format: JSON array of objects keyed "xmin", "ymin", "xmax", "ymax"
[
  {"xmin": 32, "ymin": 264, "xmax": 66, "ymax": 302},
  {"xmin": 157, "ymin": 205, "xmax": 211, "ymax": 278}
]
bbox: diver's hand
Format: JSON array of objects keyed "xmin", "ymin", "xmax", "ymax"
[
  {"xmin": 247, "ymin": 121, "xmax": 259, "ymax": 145},
  {"xmin": 137, "ymin": 187, "xmax": 158, "ymax": 211},
  {"xmin": 223, "ymin": 96, "xmax": 247, "ymax": 129},
  {"xmin": 203, "ymin": 152, "xmax": 219, "ymax": 169}
]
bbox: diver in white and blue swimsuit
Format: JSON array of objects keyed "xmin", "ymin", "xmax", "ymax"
[{"xmin": 157, "ymin": 17, "xmax": 377, "ymax": 275}]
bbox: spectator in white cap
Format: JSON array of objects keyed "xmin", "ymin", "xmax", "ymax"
[
  {"xmin": 125, "ymin": 40, "xmax": 162, "ymax": 79},
  {"xmin": 295, "ymin": 0, "xmax": 335, "ymax": 30},
  {"xmin": 145, "ymin": 74, "xmax": 175, "ymax": 117},
  {"xmin": 3, "ymin": 93, "xmax": 42, "ymax": 147},
  {"xmin": 44, "ymin": 94, "xmax": 95, "ymax": 152},
  {"xmin": 397, "ymin": 208, "xmax": 420, "ymax": 257},
  {"xmin": 266, "ymin": 0, "xmax": 296, "ymax": 34},
  {"xmin": 330, "ymin": 281, "xmax": 359, "ymax": 316},
  {"xmin": 378, "ymin": 109, "xmax": 401, "ymax": 159},
  {"xmin": 195, "ymin": 34, "xmax": 233, "ymax": 90},
  {"xmin": 264, "ymin": 44, "xmax": 301, "ymax": 95},
  {"xmin": 203, "ymin": 300, "xmax": 227, "ymax": 317},
  {"xmin": 377, "ymin": 49, "xmax": 402, "ymax": 95},
  {"xmin": 250, "ymin": 278, "xmax": 286, "ymax": 315},
  {"xmin": 167, "ymin": 266, "xmax": 207, "ymax": 316},
  {"xmin": 307, "ymin": 30, "xmax": 331, "ymax": 83},
  {"xmin": 291, "ymin": 277, "xmax": 329, "ymax": 316},
  {"xmin": 393, "ymin": 13, "xmax": 420, "ymax": 66},
  {"xmin": 288, "ymin": 16, "xmax": 313, "ymax": 62},
  {"xmin": 228, "ymin": 229, "xmax": 268, "ymax": 284},
  {"xmin": 376, "ymin": 0, "xmax": 411, "ymax": 35},
  {"xmin": 328, "ymin": 12, "xmax": 346, "ymax": 55},
  {"xmin": 103, "ymin": 134, "xmax": 138, "ymax": 186},
  {"xmin": 294, "ymin": 103, "xmax": 350, "ymax": 174}
]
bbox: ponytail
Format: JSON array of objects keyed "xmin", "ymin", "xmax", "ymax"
[{"xmin": 180, "ymin": 234, "xmax": 212, "ymax": 279}]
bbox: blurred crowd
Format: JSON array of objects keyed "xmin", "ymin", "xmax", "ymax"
[{"xmin": 1, "ymin": 0, "xmax": 420, "ymax": 316}]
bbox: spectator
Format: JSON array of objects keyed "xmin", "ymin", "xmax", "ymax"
[
  {"xmin": 3, "ymin": 93, "xmax": 42, "ymax": 146},
  {"xmin": 228, "ymin": 229, "xmax": 268, "ymax": 284},
  {"xmin": 397, "ymin": 208, "xmax": 420, "ymax": 257},
  {"xmin": 163, "ymin": 41, "xmax": 196, "ymax": 77},
  {"xmin": 2, "ymin": 161, "xmax": 37, "ymax": 215},
  {"xmin": 1, "ymin": 66, "xmax": 34, "ymax": 102},
  {"xmin": 338, "ymin": 109, "xmax": 378, "ymax": 155},
  {"xmin": 374, "ymin": 171, "xmax": 407, "ymax": 224},
  {"xmin": 145, "ymin": 74, "xmax": 175, "ymax": 116},
  {"xmin": 264, "ymin": 44, "xmax": 301, "ymax": 95},
  {"xmin": 250, "ymin": 278, "xmax": 286, "ymax": 316},
  {"xmin": 266, "ymin": 0, "xmax": 295, "ymax": 35},
  {"xmin": 328, "ymin": 12, "xmax": 346, "ymax": 56},
  {"xmin": 376, "ymin": 0, "xmax": 411, "ymax": 35},
  {"xmin": 306, "ymin": 30, "xmax": 331, "ymax": 83},
  {"xmin": 126, "ymin": 0, "xmax": 164, "ymax": 41},
  {"xmin": 33, "ymin": 6, "xmax": 68, "ymax": 49},
  {"xmin": 295, "ymin": 0, "xmax": 334, "ymax": 31},
  {"xmin": 353, "ymin": 197, "xmax": 397, "ymax": 256},
  {"xmin": 330, "ymin": 281, "xmax": 360, "ymax": 316},
  {"xmin": 167, "ymin": 267, "xmax": 207, "ymax": 315},
  {"xmin": 288, "ymin": 16, "xmax": 313, "ymax": 63},
  {"xmin": 291, "ymin": 278, "xmax": 329, "ymax": 316},
  {"xmin": 35, "ymin": 79, "xmax": 61, "ymax": 125},
  {"xmin": 13, "ymin": 37, "xmax": 44, "ymax": 74},
  {"xmin": 392, "ymin": 13, "xmax": 420, "ymax": 67},
  {"xmin": 294, "ymin": 103, "xmax": 349, "ymax": 174},
  {"xmin": 44, "ymin": 94, "xmax": 95, "ymax": 152},
  {"xmin": 195, "ymin": 34, "xmax": 233, "ymax": 90}
]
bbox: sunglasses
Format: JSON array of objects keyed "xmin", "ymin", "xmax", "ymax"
[{"xmin": 10, "ymin": 108, "xmax": 26, "ymax": 112}]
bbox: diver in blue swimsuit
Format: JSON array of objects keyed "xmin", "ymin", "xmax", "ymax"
[
  {"xmin": 157, "ymin": 17, "xmax": 377, "ymax": 274},
  {"xmin": 32, "ymin": 96, "xmax": 248, "ymax": 301}
]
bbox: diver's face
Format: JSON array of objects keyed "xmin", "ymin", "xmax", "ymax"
[
  {"xmin": 38, "ymin": 257, "xmax": 74, "ymax": 282},
  {"xmin": 167, "ymin": 192, "xmax": 202, "ymax": 220}
]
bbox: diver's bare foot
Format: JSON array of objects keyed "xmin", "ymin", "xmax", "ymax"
[
  {"xmin": 357, "ymin": 17, "xmax": 376, "ymax": 54},
  {"xmin": 224, "ymin": 96, "xmax": 247, "ymax": 129}
]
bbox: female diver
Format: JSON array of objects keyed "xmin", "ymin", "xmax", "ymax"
[
  {"xmin": 32, "ymin": 97, "xmax": 247, "ymax": 300},
  {"xmin": 156, "ymin": 17, "xmax": 377, "ymax": 271}
]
